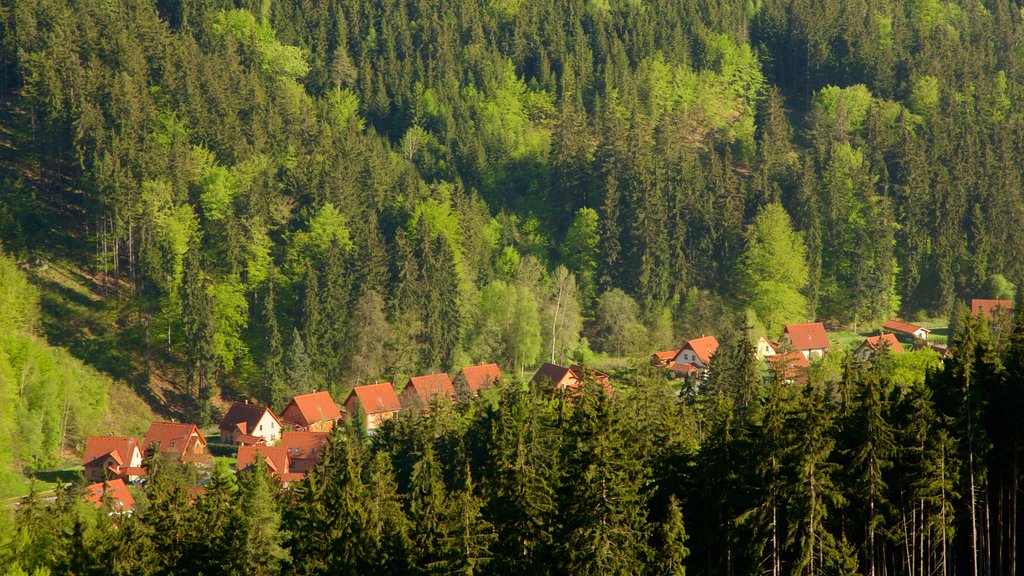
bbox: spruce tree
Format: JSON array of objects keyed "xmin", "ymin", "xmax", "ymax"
[{"xmin": 286, "ymin": 328, "xmax": 317, "ymax": 396}]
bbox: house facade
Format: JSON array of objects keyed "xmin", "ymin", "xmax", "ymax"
[
  {"xmin": 280, "ymin": 431, "xmax": 329, "ymax": 474},
  {"xmin": 218, "ymin": 401, "xmax": 283, "ymax": 446},
  {"xmin": 82, "ymin": 436, "xmax": 144, "ymax": 483},
  {"xmin": 281, "ymin": 391, "xmax": 343, "ymax": 432},
  {"xmin": 142, "ymin": 422, "xmax": 209, "ymax": 464},
  {"xmin": 344, "ymin": 383, "xmax": 401, "ymax": 434},
  {"xmin": 781, "ymin": 322, "xmax": 830, "ymax": 360}
]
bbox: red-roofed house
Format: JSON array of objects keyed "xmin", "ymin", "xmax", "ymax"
[
  {"xmin": 455, "ymin": 363, "xmax": 502, "ymax": 396},
  {"xmin": 142, "ymin": 422, "xmax": 209, "ymax": 464},
  {"xmin": 651, "ymin": 350, "xmax": 679, "ymax": 367},
  {"xmin": 237, "ymin": 445, "xmax": 292, "ymax": 480},
  {"xmin": 781, "ymin": 323, "xmax": 830, "ymax": 360},
  {"xmin": 766, "ymin": 351, "xmax": 811, "ymax": 383},
  {"xmin": 971, "ymin": 299, "xmax": 1014, "ymax": 319},
  {"xmin": 280, "ymin": 431, "xmax": 329, "ymax": 474},
  {"xmin": 82, "ymin": 436, "xmax": 144, "ymax": 483},
  {"xmin": 882, "ymin": 320, "xmax": 930, "ymax": 342},
  {"xmin": 280, "ymin": 391, "xmax": 343, "ymax": 432},
  {"xmin": 672, "ymin": 336, "xmax": 719, "ymax": 368},
  {"xmin": 344, "ymin": 383, "xmax": 401, "ymax": 434},
  {"xmin": 668, "ymin": 362, "xmax": 701, "ymax": 380},
  {"xmin": 529, "ymin": 363, "xmax": 612, "ymax": 396},
  {"xmin": 218, "ymin": 401, "xmax": 283, "ymax": 446},
  {"xmin": 84, "ymin": 478, "xmax": 135, "ymax": 513},
  {"xmin": 756, "ymin": 337, "xmax": 779, "ymax": 359},
  {"xmin": 400, "ymin": 373, "xmax": 456, "ymax": 410},
  {"xmin": 855, "ymin": 333, "xmax": 905, "ymax": 361}
]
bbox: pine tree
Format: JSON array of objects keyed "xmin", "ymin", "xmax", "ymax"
[
  {"xmin": 286, "ymin": 328, "xmax": 317, "ymax": 396},
  {"xmin": 181, "ymin": 238, "xmax": 217, "ymax": 424},
  {"xmin": 261, "ymin": 277, "xmax": 287, "ymax": 409},
  {"xmin": 238, "ymin": 458, "xmax": 290, "ymax": 575},
  {"xmin": 557, "ymin": 379, "xmax": 653, "ymax": 574},
  {"xmin": 653, "ymin": 496, "xmax": 690, "ymax": 576}
]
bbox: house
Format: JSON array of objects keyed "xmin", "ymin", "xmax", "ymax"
[
  {"xmin": 344, "ymin": 383, "xmax": 401, "ymax": 434},
  {"xmin": 667, "ymin": 336, "xmax": 719, "ymax": 380},
  {"xmin": 914, "ymin": 342, "xmax": 952, "ymax": 359},
  {"xmin": 766, "ymin": 351, "xmax": 811, "ymax": 383},
  {"xmin": 668, "ymin": 362, "xmax": 702, "ymax": 380},
  {"xmin": 529, "ymin": 363, "xmax": 613, "ymax": 396},
  {"xmin": 855, "ymin": 333, "xmax": 905, "ymax": 361},
  {"xmin": 142, "ymin": 422, "xmax": 209, "ymax": 464},
  {"xmin": 82, "ymin": 436, "xmax": 144, "ymax": 483},
  {"xmin": 218, "ymin": 401, "xmax": 283, "ymax": 446},
  {"xmin": 400, "ymin": 373, "xmax": 456, "ymax": 410},
  {"xmin": 280, "ymin": 431, "xmax": 329, "ymax": 474},
  {"xmin": 455, "ymin": 363, "xmax": 502, "ymax": 396},
  {"xmin": 280, "ymin": 391, "xmax": 343, "ymax": 432},
  {"xmin": 84, "ymin": 478, "xmax": 135, "ymax": 513},
  {"xmin": 781, "ymin": 322, "xmax": 830, "ymax": 360},
  {"xmin": 971, "ymin": 299, "xmax": 1014, "ymax": 319},
  {"xmin": 756, "ymin": 337, "xmax": 778, "ymax": 359},
  {"xmin": 882, "ymin": 320, "xmax": 930, "ymax": 342},
  {"xmin": 236, "ymin": 445, "xmax": 302, "ymax": 483},
  {"xmin": 672, "ymin": 336, "xmax": 719, "ymax": 369},
  {"xmin": 651, "ymin": 350, "xmax": 679, "ymax": 367}
]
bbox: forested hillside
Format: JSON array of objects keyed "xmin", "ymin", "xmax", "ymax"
[
  {"xmin": 1, "ymin": 0, "xmax": 1024, "ymax": 573},
  {"xmin": 1, "ymin": 0, "xmax": 1023, "ymax": 421}
]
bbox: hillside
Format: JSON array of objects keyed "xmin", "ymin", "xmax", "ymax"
[{"xmin": 1, "ymin": 0, "xmax": 1024, "ymax": 574}]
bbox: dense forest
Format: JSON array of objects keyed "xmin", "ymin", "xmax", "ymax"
[{"xmin": 1, "ymin": 0, "xmax": 1024, "ymax": 573}]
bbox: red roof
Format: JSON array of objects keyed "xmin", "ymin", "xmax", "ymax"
[
  {"xmin": 403, "ymin": 373, "xmax": 456, "ymax": 405},
  {"xmin": 669, "ymin": 362, "xmax": 701, "ymax": 375},
  {"xmin": 219, "ymin": 402, "xmax": 281, "ymax": 434},
  {"xmin": 84, "ymin": 479, "xmax": 135, "ymax": 512},
  {"xmin": 971, "ymin": 299, "xmax": 1014, "ymax": 319},
  {"xmin": 682, "ymin": 336, "xmax": 719, "ymax": 365},
  {"xmin": 653, "ymin": 350, "xmax": 679, "ymax": 360},
  {"xmin": 348, "ymin": 383, "xmax": 401, "ymax": 414},
  {"xmin": 783, "ymin": 323, "xmax": 830, "ymax": 351},
  {"xmin": 882, "ymin": 320, "xmax": 928, "ymax": 336},
  {"xmin": 458, "ymin": 363, "xmax": 502, "ymax": 395},
  {"xmin": 82, "ymin": 436, "xmax": 139, "ymax": 468},
  {"xmin": 863, "ymin": 333, "xmax": 904, "ymax": 354},
  {"xmin": 281, "ymin": 391, "xmax": 342, "ymax": 428},
  {"xmin": 530, "ymin": 362, "xmax": 577, "ymax": 388},
  {"xmin": 237, "ymin": 445, "xmax": 290, "ymax": 476},
  {"xmin": 767, "ymin": 351, "xmax": 810, "ymax": 380},
  {"xmin": 280, "ymin": 431, "xmax": 329, "ymax": 460},
  {"xmin": 142, "ymin": 422, "xmax": 206, "ymax": 457}
]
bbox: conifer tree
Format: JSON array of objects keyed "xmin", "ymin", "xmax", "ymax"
[
  {"xmin": 286, "ymin": 328, "xmax": 317, "ymax": 396},
  {"xmin": 238, "ymin": 458, "xmax": 290, "ymax": 575}
]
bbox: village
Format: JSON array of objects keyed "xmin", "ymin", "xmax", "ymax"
[{"xmin": 77, "ymin": 298, "xmax": 1014, "ymax": 515}]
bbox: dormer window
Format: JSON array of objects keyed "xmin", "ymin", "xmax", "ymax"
[{"xmin": 169, "ymin": 441, "xmax": 176, "ymax": 448}]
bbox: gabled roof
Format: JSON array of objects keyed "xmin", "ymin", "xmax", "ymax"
[
  {"xmin": 219, "ymin": 401, "xmax": 282, "ymax": 433},
  {"xmin": 458, "ymin": 363, "xmax": 502, "ymax": 395},
  {"xmin": 530, "ymin": 362, "xmax": 577, "ymax": 388},
  {"xmin": 971, "ymin": 299, "xmax": 1014, "ymax": 319},
  {"xmin": 403, "ymin": 373, "xmax": 456, "ymax": 404},
  {"xmin": 669, "ymin": 362, "xmax": 701, "ymax": 376},
  {"xmin": 348, "ymin": 383, "xmax": 401, "ymax": 414},
  {"xmin": 862, "ymin": 333, "xmax": 904, "ymax": 354},
  {"xmin": 682, "ymin": 336, "xmax": 719, "ymax": 365},
  {"xmin": 281, "ymin": 391, "xmax": 342, "ymax": 427},
  {"xmin": 652, "ymin": 350, "xmax": 679, "ymax": 360},
  {"xmin": 84, "ymin": 479, "xmax": 135, "ymax": 512},
  {"xmin": 882, "ymin": 320, "xmax": 929, "ymax": 336},
  {"xmin": 237, "ymin": 445, "xmax": 290, "ymax": 475},
  {"xmin": 280, "ymin": 431, "xmax": 329, "ymax": 459},
  {"xmin": 142, "ymin": 422, "xmax": 206, "ymax": 457},
  {"xmin": 82, "ymin": 436, "xmax": 139, "ymax": 468},
  {"xmin": 783, "ymin": 322, "xmax": 830, "ymax": 351}
]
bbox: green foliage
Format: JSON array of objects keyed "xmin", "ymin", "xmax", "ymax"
[{"xmin": 737, "ymin": 203, "xmax": 809, "ymax": 335}]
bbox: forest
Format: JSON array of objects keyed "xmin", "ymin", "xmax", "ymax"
[{"xmin": 0, "ymin": 0, "xmax": 1023, "ymax": 573}]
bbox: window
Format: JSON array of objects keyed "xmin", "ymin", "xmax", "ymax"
[
  {"xmin": 259, "ymin": 424, "xmax": 263, "ymax": 431},
  {"xmin": 169, "ymin": 441, "xmax": 175, "ymax": 448}
]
